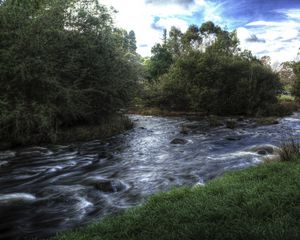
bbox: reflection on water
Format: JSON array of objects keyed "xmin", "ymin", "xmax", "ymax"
[{"xmin": 0, "ymin": 113, "xmax": 299, "ymax": 239}]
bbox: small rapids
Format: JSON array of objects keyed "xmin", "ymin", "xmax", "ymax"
[{"xmin": 0, "ymin": 113, "xmax": 300, "ymax": 239}]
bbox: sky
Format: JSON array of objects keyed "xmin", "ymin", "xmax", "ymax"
[{"xmin": 101, "ymin": 0, "xmax": 300, "ymax": 64}]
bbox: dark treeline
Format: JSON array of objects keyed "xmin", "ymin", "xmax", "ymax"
[
  {"xmin": 0, "ymin": 0, "xmax": 140, "ymax": 145},
  {"xmin": 141, "ymin": 22, "xmax": 284, "ymax": 116}
]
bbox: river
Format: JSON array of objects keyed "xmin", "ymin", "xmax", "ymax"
[{"xmin": 0, "ymin": 113, "xmax": 299, "ymax": 239}]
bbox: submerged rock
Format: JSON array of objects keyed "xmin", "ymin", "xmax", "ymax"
[
  {"xmin": 170, "ymin": 138, "xmax": 188, "ymax": 145},
  {"xmin": 226, "ymin": 136, "xmax": 242, "ymax": 141},
  {"xmin": 84, "ymin": 177, "xmax": 127, "ymax": 193},
  {"xmin": 248, "ymin": 144, "xmax": 277, "ymax": 155},
  {"xmin": 94, "ymin": 180, "xmax": 126, "ymax": 192}
]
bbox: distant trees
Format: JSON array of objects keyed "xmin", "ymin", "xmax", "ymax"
[
  {"xmin": 292, "ymin": 62, "xmax": 300, "ymax": 99},
  {"xmin": 143, "ymin": 22, "xmax": 281, "ymax": 115},
  {"xmin": 0, "ymin": 0, "xmax": 139, "ymax": 144},
  {"xmin": 278, "ymin": 61, "xmax": 295, "ymax": 93}
]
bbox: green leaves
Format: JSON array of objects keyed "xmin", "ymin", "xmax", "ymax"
[
  {"xmin": 0, "ymin": 0, "xmax": 139, "ymax": 145},
  {"xmin": 144, "ymin": 22, "xmax": 280, "ymax": 115}
]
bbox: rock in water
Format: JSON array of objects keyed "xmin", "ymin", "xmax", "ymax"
[
  {"xmin": 248, "ymin": 144, "xmax": 276, "ymax": 155},
  {"xmin": 170, "ymin": 138, "xmax": 188, "ymax": 145},
  {"xmin": 94, "ymin": 180, "xmax": 126, "ymax": 192},
  {"xmin": 84, "ymin": 177, "xmax": 126, "ymax": 192},
  {"xmin": 226, "ymin": 136, "xmax": 242, "ymax": 141}
]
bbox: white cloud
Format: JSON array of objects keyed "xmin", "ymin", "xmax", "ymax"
[
  {"xmin": 155, "ymin": 18, "xmax": 189, "ymax": 31},
  {"xmin": 101, "ymin": 1, "xmax": 300, "ymax": 63},
  {"xmin": 101, "ymin": 0, "xmax": 222, "ymax": 56},
  {"xmin": 237, "ymin": 23, "xmax": 300, "ymax": 64},
  {"xmin": 275, "ymin": 9, "xmax": 300, "ymax": 20},
  {"xmin": 246, "ymin": 20, "xmax": 299, "ymax": 28}
]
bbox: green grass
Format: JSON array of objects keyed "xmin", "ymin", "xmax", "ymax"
[
  {"xmin": 277, "ymin": 95, "xmax": 295, "ymax": 103},
  {"xmin": 56, "ymin": 114, "xmax": 133, "ymax": 143},
  {"xmin": 53, "ymin": 160, "xmax": 300, "ymax": 240}
]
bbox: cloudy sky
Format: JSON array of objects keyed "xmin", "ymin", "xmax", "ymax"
[{"xmin": 101, "ymin": 0, "xmax": 300, "ymax": 64}]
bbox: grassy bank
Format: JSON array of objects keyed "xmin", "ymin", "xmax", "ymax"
[
  {"xmin": 129, "ymin": 97, "xmax": 300, "ymax": 118},
  {"xmin": 53, "ymin": 158, "xmax": 300, "ymax": 240},
  {"xmin": 0, "ymin": 114, "xmax": 133, "ymax": 150},
  {"xmin": 56, "ymin": 115, "xmax": 133, "ymax": 144}
]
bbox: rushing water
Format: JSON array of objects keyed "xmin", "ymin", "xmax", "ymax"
[{"xmin": 1, "ymin": 113, "xmax": 300, "ymax": 240}]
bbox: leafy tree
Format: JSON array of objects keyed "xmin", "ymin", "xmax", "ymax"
[
  {"xmin": 181, "ymin": 24, "xmax": 202, "ymax": 52},
  {"xmin": 128, "ymin": 30, "xmax": 137, "ymax": 53},
  {"xmin": 277, "ymin": 61, "xmax": 295, "ymax": 92},
  {"xmin": 292, "ymin": 62, "xmax": 300, "ymax": 99},
  {"xmin": 167, "ymin": 26, "xmax": 183, "ymax": 58},
  {"xmin": 144, "ymin": 22, "xmax": 280, "ymax": 116},
  {"xmin": 0, "ymin": 0, "xmax": 139, "ymax": 144},
  {"xmin": 147, "ymin": 44, "xmax": 173, "ymax": 81}
]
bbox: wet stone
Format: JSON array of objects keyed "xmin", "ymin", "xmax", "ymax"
[
  {"xmin": 257, "ymin": 150, "xmax": 268, "ymax": 155},
  {"xmin": 170, "ymin": 138, "xmax": 188, "ymax": 145},
  {"xmin": 94, "ymin": 180, "xmax": 126, "ymax": 192},
  {"xmin": 226, "ymin": 136, "xmax": 242, "ymax": 141},
  {"xmin": 84, "ymin": 178, "xmax": 126, "ymax": 193},
  {"xmin": 248, "ymin": 145, "xmax": 275, "ymax": 155}
]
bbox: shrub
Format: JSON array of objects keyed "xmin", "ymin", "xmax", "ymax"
[{"xmin": 278, "ymin": 138, "xmax": 300, "ymax": 162}]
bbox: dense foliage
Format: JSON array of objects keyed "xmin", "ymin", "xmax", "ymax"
[
  {"xmin": 142, "ymin": 22, "xmax": 281, "ymax": 116},
  {"xmin": 292, "ymin": 62, "xmax": 300, "ymax": 99},
  {"xmin": 0, "ymin": 0, "xmax": 139, "ymax": 144}
]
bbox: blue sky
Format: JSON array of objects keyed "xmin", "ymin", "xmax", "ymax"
[{"xmin": 102, "ymin": 0, "xmax": 300, "ymax": 64}]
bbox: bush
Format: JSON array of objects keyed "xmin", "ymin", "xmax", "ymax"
[
  {"xmin": 143, "ymin": 22, "xmax": 281, "ymax": 116},
  {"xmin": 0, "ymin": 0, "xmax": 139, "ymax": 145},
  {"xmin": 278, "ymin": 139, "xmax": 300, "ymax": 162},
  {"xmin": 149, "ymin": 51, "xmax": 280, "ymax": 115}
]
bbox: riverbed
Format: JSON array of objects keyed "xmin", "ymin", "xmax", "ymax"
[{"xmin": 0, "ymin": 113, "xmax": 299, "ymax": 239}]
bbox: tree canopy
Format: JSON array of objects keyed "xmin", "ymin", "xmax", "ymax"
[
  {"xmin": 142, "ymin": 22, "xmax": 281, "ymax": 116},
  {"xmin": 0, "ymin": 0, "xmax": 139, "ymax": 144}
]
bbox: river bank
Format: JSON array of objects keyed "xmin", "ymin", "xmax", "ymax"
[
  {"xmin": 128, "ymin": 98, "xmax": 300, "ymax": 118},
  {"xmin": 0, "ymin": 114, "xmax": 133, "ymax": 151},
  {"xmin": 52, "ymin": 158, "xmax": 300, "ymax": 240}
]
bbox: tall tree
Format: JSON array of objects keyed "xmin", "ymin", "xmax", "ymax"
[
  {"xmin": 128, "ymin": 30, "xmax": 137, "ymax": 53},
  {"xmin": 0, "ymin": 0, "xmax": 139, "ymax": 144},
  {"xmin": 167, "ymin": 27, "xmax": 183, "ymax": 58}
]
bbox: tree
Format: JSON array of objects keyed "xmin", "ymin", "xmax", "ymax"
[
  {"xmin": 278, "ymin": 61, "xmax": 295, "ymax": 92},
  {"xmin": 128, "ymin": 30, "xmax": 137, "ymax": 52},
  {"xmin": 147, "ymin": 43, "xmax": 173, "ymax": 81},
  {"xmin": 181, "ymin": 24, "xmax": 202, "ymax": 52},
  {"xmin": 167, "ymin": 26, "xmax": 183, "ymax": 58},
  {"xmin": 143, "ymin": 22, "xmax": 280, "ymax": 115},
  {"xmin": 0, "ymin": 0, "xmax": 139, "ymax": 144},
  {"xmin": 292, "ymin": 62, "xmax": 300, "ymax": 99}
]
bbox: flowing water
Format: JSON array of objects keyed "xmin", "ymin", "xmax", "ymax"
[{"xmin": 1, "ymin": 113, "xmax": 300, "ymax": 240}]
